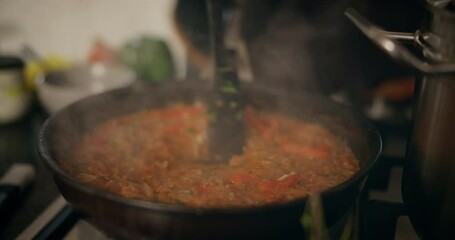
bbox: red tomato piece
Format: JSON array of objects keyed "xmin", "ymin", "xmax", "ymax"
[
  {"xmin": 161, "ymin": 106, "xmax": 204, "ymax": 119},
  {"xmin": 194, "ymin": 185, "xmax": 211, "ymax": 194},
  {"xmin": 230, "ymin": 173, "xmax": 258, "ymax": 187}
]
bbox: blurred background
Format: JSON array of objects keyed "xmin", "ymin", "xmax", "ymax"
[
  {"xmin": 0, "ymin": 0, "xmax": 422, "ymax": 99},
  {"xmin": 0, "ymin": 0, "xmax": 186, "ymax": 76}
]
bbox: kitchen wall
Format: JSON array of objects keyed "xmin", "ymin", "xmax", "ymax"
[{"xmin": 0, "ymin": 0, "xmax": 186, "ymax": 77}]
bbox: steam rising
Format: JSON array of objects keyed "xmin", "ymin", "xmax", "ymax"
[
  {"xmin": 45, "ymin": 0, "xmax": 381, "ymax": 170},
  {"xmin": 49, "ymin": 81, "xmax": 370, "ymax": 171}
]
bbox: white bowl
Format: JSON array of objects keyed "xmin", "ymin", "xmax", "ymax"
[{"xmin": 37, "ymin": 63, "xmax": 135, "ymax": 113}]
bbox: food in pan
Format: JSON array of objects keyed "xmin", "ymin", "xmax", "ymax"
[{"xmin": 61, "ymin": 104, "xmax": 359, "ymax": 208}]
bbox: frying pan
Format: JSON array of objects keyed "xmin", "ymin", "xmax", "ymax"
[{"xmin": 38, "ymin": 81, "xmax": 381, "ymax": 239}]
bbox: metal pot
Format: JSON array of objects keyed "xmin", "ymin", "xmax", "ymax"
[
  {"xmin": 346, "ymin": 1, "xmax": 455, "ymax": 238},
  {"xmin": 37, "ymin": 81, "xmax": 381, "ymax": 239}
]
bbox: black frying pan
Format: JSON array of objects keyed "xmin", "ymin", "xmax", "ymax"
[{"xmin": 38, "ymin": 81, "xmax": 381, "ymax": 239}]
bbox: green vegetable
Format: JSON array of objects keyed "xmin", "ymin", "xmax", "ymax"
[
  {"xmin": 220, "ymin": 80, "xmax": 237, "ymax": 94},
  {"xmin": 302, "ymin": 195, "xmax": 330, "ymax": 240},
  {"xmin": 119, "ymin": 37, "xmax": 174, "ymax": 83}
]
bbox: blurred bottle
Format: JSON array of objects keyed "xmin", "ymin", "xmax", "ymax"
[
  {"xmin": 0, "ymin": 57, "xmax": 30, "ymax": 124},
  {"xmin": 87, "ymin": 39, "xmax": 117, "ymax": 64}
]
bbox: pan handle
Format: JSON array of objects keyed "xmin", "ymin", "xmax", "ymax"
[{"xmin": 345, "ymin": 8, "xmax": 455, "ymax": 74}]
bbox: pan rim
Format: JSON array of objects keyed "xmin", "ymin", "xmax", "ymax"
[{"xmin": 37, "ymin": 82, "xmax": 382, "ymax": 215}]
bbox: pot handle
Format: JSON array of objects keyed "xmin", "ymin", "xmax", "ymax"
[{"xmin": 345, "ymin": 8, "xmax": 455, "ymax": 74}]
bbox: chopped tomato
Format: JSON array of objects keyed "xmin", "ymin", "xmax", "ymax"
[
  {"xmin": 66, "ymin": 104, "xmax": 359, "ymax": 208},
  {"xmin": 230, "ymin": 173, "xmax": 259, "ymax": 187},
  {"xmin": 244, "ymin": 108, "xmax": 275, "ymax": 136},
  {"xmin": 194, "ymin": 185, "xmax": 211, "ymax": 194},
  {"xmin": 258, "ymin": 181, "xmax": 275, "ymax": 192},
  {"xmin": 160, "ymin": 106, "xmax": 204, "ymax": 119},
  {"xmin": 140, "ymin": 166, "xmax": 155, "ymax": 175}
]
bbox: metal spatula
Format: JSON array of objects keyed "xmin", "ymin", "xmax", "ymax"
[{"xmin": 206, "ymin": 0, "xmax": 245, "ymax": 163}]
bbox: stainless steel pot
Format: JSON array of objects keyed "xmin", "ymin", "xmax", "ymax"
[{"xmin": 346, "ymin": 1, "xmax": 455, "ymax": 238}]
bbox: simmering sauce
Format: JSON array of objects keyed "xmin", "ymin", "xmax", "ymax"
[{"xmin": 61, "ymin": 104, "xmax": 359, "ymax": 208}]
